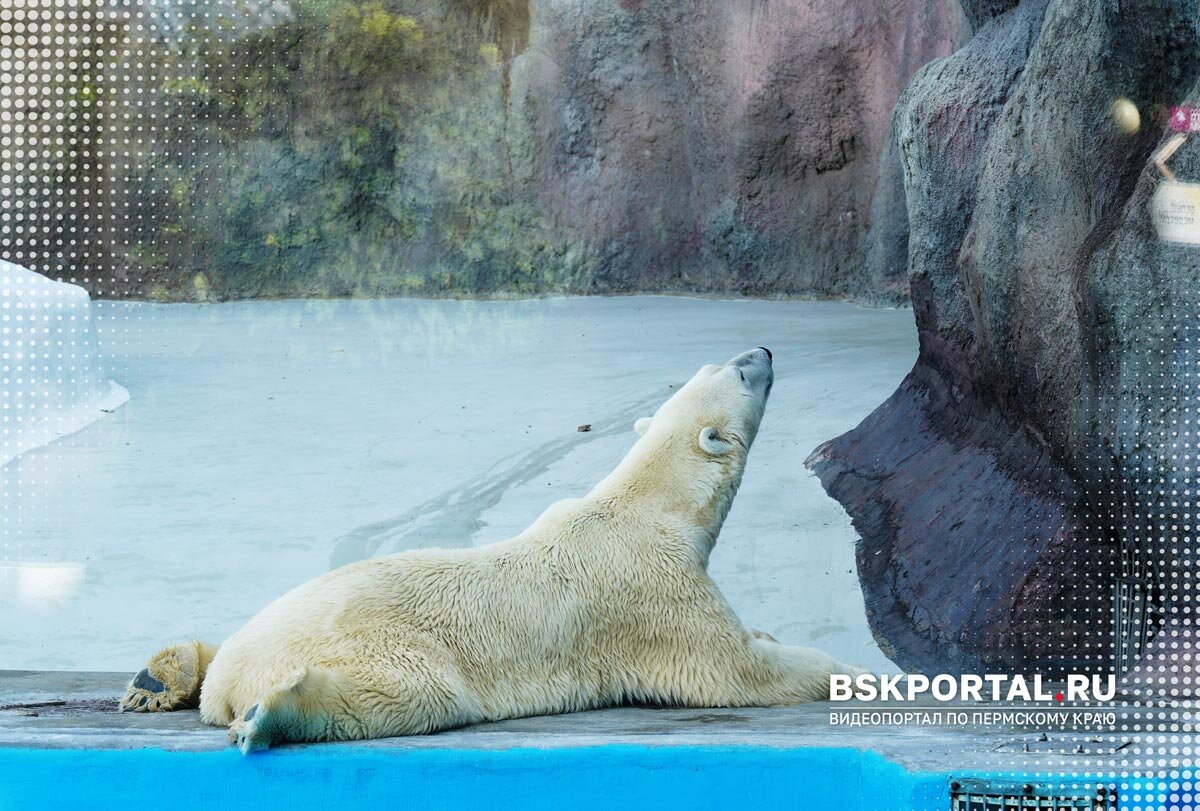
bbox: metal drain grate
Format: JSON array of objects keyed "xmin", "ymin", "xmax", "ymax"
[
  {"xmin": 949, "ymin": 778, "xmax": 1116, "ymax": 810},
  {"xmin": 1113, "ymin": 574, "xmax": 1153, "ymax": 679},
  {"xmin": 1112, "ymin": 504, "xmax": 1165, "ymax": 681}
]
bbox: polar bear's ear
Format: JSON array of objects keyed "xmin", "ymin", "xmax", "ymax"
[
  {"xmin": 698, "ymin": 426, "xmax": 733, "ymax": 455},
  {"xmin": 634, "ymin": 417, "xmax": 653, "ymax": 436}
]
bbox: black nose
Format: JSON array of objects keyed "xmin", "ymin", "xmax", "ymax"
[{"xmin": 757, "ymin": 346, "xmax": 772, "ymax": 361}]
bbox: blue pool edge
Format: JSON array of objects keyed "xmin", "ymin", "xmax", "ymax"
[{"xmin": 0, "ymin": 743, "xmax": 1192, "ymax": 811}]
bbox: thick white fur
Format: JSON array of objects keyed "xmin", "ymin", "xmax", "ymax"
[{"xmin": 126, "ymin": 348, "xmax": 863, "ymax": 751}]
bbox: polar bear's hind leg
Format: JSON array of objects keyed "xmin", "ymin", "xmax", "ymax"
[
  {"xmin": 229, "ymin": 665, "xmax": 459, "ymax": 753},
  {"xmin": 120, "ymin": 640, "xmax": 219, "ymax": 712}
]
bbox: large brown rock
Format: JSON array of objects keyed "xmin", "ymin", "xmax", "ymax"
[
  {"xmin": 513, "ymin": 0, "xmax": 968, "ymax": 300},
  {"xmin": 809, "ymin": 0, "xmax": 1200, "ymax": 678}
]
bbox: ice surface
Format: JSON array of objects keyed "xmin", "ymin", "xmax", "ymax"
[
  {"xmin": 0, "ymin": 261, "xmax": 129, "ymax": 469},
  {"xmin": 0, "ymin": 297, "xmax": 915, "ymax": 674}
]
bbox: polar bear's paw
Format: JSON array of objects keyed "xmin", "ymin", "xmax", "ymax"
[
  {"xmin": 120, "ymin": 642, "xmax": 205, "ymax": 713},
  {"xmin": 229, "ymin": 702, "xmax": 272, "ymax": 754},
  {"xmin": 227, "ymin": 668, "xmax": 313, "ymax": 753}
]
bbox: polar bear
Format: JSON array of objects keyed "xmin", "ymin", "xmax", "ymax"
[{"xmin": 120, "ymin": 347, "xmax": 862, "ymax": 752}]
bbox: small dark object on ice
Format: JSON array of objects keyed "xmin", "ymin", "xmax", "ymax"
[{"xmin": 577, "ymin": 424, "xmax": 592, "ymax": 432}]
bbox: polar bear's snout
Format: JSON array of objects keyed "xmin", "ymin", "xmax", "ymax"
[{"xmin": 727, "ymin": 347, "xmax": 774, "ymax": 394}]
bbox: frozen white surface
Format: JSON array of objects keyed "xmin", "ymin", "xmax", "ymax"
[
  {"xmin": 0, "ymin": 261, "xmax": 129, "ymax": 468},
  {"xmin": 0, "ymin": 297, "xmax": 915, "ymax": 673}
]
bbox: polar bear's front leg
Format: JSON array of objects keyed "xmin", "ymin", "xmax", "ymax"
[
  {"xmin": 120, "ymin": 640, "xmax": 219, "ymax": 712},
  {"xmin": 733, "ymin": 636, "xmax": 866, "ymax": 705}
]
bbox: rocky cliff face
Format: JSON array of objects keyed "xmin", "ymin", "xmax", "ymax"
[
  {"xmin": 809, "ymin": 0, "xmax": 1200, "ymax": 678},
  {"xmin": 9, "ymin": 0, "xmax": 966, "ymax": 301},
  {"xmin": 512, "ymin": 0, "xmax": 967, "ymax": 300}
]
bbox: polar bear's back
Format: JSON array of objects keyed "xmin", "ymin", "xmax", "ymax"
[{"xmin": 199, "ymin": 540, "xmax": 583, "ymax": 724}]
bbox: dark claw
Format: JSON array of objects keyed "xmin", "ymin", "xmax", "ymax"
[
  {"xmin": 244, "ymin": 704, "xmax": 258, "ymax": 722},
  {"xmin": 132, "ymin": 668, "xmax": 166, "ymax": 693}
]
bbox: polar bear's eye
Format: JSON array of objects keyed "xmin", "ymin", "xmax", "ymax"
[{"xmin": 736, "ymin": 368, "xmax": 746, "ymax": 382}]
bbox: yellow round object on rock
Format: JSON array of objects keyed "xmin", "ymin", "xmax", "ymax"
[{"xmin": 1110, "ymin": 98, "xmax": 1141, "ymax": 134}]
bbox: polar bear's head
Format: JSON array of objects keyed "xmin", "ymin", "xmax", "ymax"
[
  {"xmin": 633, "ymin": 347, "xmax": 774, "ymax": 456},
  {"xmin": 602, "ymin": 348, "xmax": 773, "ymax": 553}
]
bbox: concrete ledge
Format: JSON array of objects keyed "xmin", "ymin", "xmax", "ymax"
[
  {"xmin": 0, "ymin": 670, "xmax": 1155, "ymax": 772},
  {"xmin": 2, "ymin": 672, "xmax": 1195, "ymax": 811}
]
